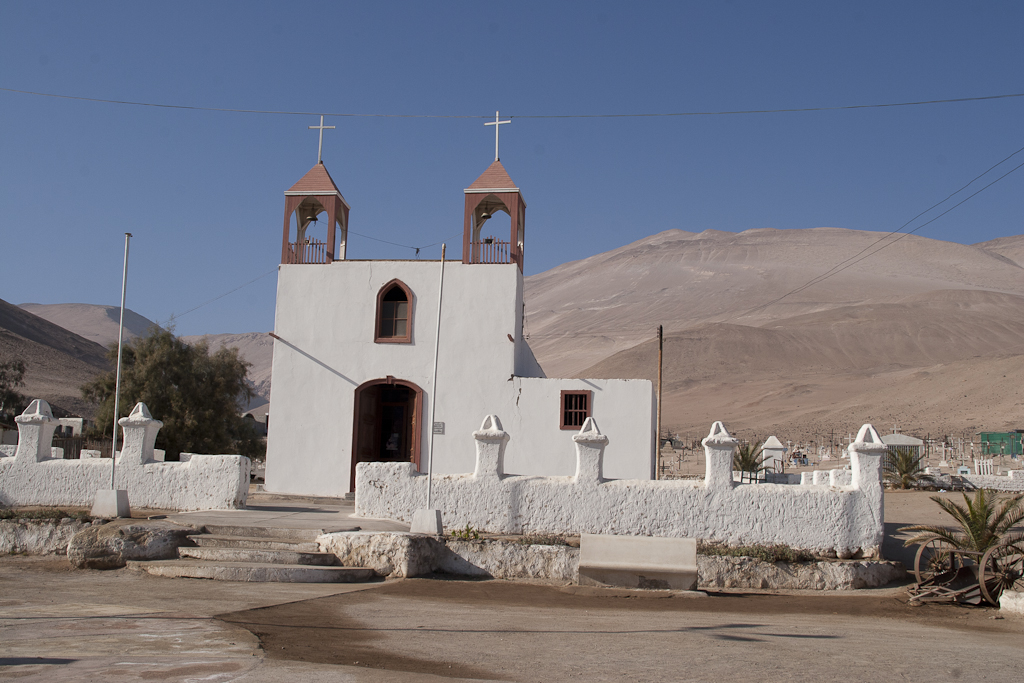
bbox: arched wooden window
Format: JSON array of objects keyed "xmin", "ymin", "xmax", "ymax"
[{"xmin": 375, "ymin": 279, "xmax": 413, "ymax": 343}]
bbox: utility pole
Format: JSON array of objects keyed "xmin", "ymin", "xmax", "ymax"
[{"xmin": 656, "ymin": 325, "xmax": 663, "ymax": 480}]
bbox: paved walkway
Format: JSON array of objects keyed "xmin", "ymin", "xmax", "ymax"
[{"xmin": 164, "ymin": 492, "xmax": 409, "ymax": 533}]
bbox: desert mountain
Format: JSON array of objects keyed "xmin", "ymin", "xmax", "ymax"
[
  {"xmin": 525, "ymin": 227, "xmax": 1024, "ymax": 443},
  {"xmin": 524, "ymin": 228, "xmax": 1024, "ymax": 378},
  {"xmin": 19, "ymin": 303, "xmax": 159, "ymax": 348},
  {"xmin": 577, "ymin": 289, "xmax": 1024, "ymax": 442},
  {"xmin": 975, "ymin": 234, "xmax": 1024, "ymax": 268},
  {"xmin": 6, "ymin": 304, "xmax": 272, "ymax": 417},
  {"xmin": 0, "ymin": 298, "xmax": 110, "ymax": 418}
]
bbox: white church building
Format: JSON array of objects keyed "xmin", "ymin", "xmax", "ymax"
[{"xmin": 264, "ymin": 154, "xmax": 655, "ymax": 497}]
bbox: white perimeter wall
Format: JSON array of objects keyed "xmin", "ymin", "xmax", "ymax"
[
  {"xmin": 0, "ymin": 401, "xmax": 249, "ymax": 511},
  {"xmin": 356, "ymin": 419, "xmax": 887, "ymax": 558},
  {"xmin": 265, "ymin": 261, "xmax": 654, "ymax": 496}
]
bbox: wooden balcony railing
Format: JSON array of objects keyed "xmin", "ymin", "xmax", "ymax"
[
  {"xmin": 472, "ymin": 239, "xmax": 513, "ymax": 264},
  {"xmin": 285, "ymin": 239, "xmax": 329, "ymax": 264}
]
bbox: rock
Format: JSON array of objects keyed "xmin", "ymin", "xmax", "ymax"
[
  {"xmin": 67, "ymin": 520, "xmax": 196, "ymax": 569},
  {"xmin": 317, "ymin": 531, "xmax": 579, "ymax": 581},
  {"xmin": 316, "ymin": 530, "xmax": 904, "ymax": 589},
  {"xmin": 0, "ymin": 519, "xmax": 92, "ymax": 555},
  {"xmin": 1000, "ymin": 590, "xmax": 1024, "ymax": 616},
  {"xmin": 697, "ymin": 555, "xmax": 906, "ymax": 590},
  {"xmin": 439, "ymin": 539, "xmax": 578, "ymax": 582},
  {"xmin": 317, "ymin": 531, "xmax": 440, "ymax": 578}
]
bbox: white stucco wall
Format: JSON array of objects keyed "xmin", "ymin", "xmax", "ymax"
[
  {"xmin": 265, "ymin": 260, "xmax": 654, "ymax": 496},
  {"xmin": 0, "ymin": 400, "xmax": 249, "ymax": 511},
  {"xmin": 356, "ymin": 418, "xmax": 887, "ymax": 558},
  {"xmin": 496, "ymin": 378, "xmax": 654, "ymax": 480}
]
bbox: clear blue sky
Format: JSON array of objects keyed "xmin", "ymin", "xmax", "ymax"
[{"xmin": 2, "ymin": 1, "xmax": 1022, "ymax": 337}]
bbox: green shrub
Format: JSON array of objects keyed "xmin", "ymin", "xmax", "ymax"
[
  {"xmin": 517, "ymin": 534, "xmax": 573, "ymax": 547},
  {"xmin": 449, "ymin": 524, "xmax": 481, "ymax": 541},
  {"xmin": 0, "ymin": 508, "xmax": 91, "ymax": 522},
  {"xmin": 697, "ymin": 541, "xmax": 817, "ymax": 563}
]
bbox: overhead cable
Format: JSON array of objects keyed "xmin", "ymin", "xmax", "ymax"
[
  {"xmin": 2, "ymin": 86, "xmax": 1022, "ymax": 119},
  {"xmin": 723, "ymin": 145, "xmax": 1024, "ymax": 322}
]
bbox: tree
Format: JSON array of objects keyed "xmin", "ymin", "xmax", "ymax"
[
  {"xmin": 81, "ymin": 329, "xmax": 262, "ymax": 459},
  {"xmin": 884, "ymin": 446, "xmax": 933, "ymax": 490},
  {"xmin": 901, "ymin": 489, "xmax": 1024, "ymax": 554},
  {"xmin": 0, "ymin": 359, "xmax": 27, "ymax": 418},
  {"xmin": 733, "ymin": 440, "xmax": 765, "ymax": 482}
]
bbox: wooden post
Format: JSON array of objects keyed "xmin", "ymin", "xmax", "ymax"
[{"xmin": 656, "ymin": 325, "xmax": 663, "ymax": 480}]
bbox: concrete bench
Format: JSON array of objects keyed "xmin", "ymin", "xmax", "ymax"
[{"xmin": 578, "ymin": 534, "xmax": 697, "ymax": 590}]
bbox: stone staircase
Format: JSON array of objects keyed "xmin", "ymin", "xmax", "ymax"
[{"xmin": 129, "ymin": 524, "xmax": 376, "ymax": 583}]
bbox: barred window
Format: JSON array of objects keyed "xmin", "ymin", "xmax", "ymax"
[{"xmin": 560, "ymin": 390, "xmax": 591, "ymax": 430}]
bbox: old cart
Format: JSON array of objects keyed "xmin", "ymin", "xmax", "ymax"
[{"xmin": 909, "ymin": 538, "xmax": 1024, "ymax": 606}]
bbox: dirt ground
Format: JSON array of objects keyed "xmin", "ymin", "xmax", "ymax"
[
  {"xmin": 2, "ymin": 490, "xmax": 1021, "ymax": 682},
  {"xmin": 1, "ymin": 555, "xmax": 1021, "ymax": 683},
  {"xmin": 218, "ymin": 578, "xmax": 1023, "ymax": 682}
]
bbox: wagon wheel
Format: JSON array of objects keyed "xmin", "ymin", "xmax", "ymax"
[
  {"xmin": 914, "ymin": 539, "xmax": 960, "ymax": 584},
  {"xmin": 979, "ymin": 543, "xmax": 1024, "ymax": 606}
]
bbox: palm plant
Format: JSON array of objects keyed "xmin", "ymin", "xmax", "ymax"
[
  {"xmin": 901, "ymin": 489, "xmax": 1024, "ymax": 554},
  {"xmin": 884, "ymin": 446, "xmax": 933, "ymax": 490},
  {"xmin": 733, "ymin": 440, "xmax": 765, "ymax": 482}
]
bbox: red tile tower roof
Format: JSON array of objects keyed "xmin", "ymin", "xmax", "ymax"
[
  {"xmin": 286, "ymin": 162, "xmax": 342, "ymax": 195},
  {"xmin": 466, "ymin": 160, "xmax": 518, "ymax": 191}
]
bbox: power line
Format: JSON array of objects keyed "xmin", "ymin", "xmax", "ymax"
[
  {"xmin": 158, "ymin": 228, "xmax": 462, "ymax": 326},
  {"xmin": 721, "ymin": 143, "xmax": 1024, "ymax": 323},
  {"xmin": 3, "ymin": 86, "xmax": 1022, "ymax": 119},
  {"xmin": 162, "ymin": 268, "xmax": 277, "ymax": 327},
  {"xmin": 347, "ymin": 229, "xmax": 461, "ymax": 253}
]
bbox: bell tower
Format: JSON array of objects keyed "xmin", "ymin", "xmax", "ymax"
[
  {"xmin": 462, "ymin": 160, "xmax": 526, "ymax": 270},
  {"xmin": 281, "ymin": 162, "xmax": 350, "ymax": 264}
]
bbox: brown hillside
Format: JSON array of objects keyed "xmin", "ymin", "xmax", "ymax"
[
  {"xmin": 10, "ymin": 303, "xmax": 272, "ymax": 411},
  {"xmin": 525, "ymin": 227, "xmax": 1024, "ymax": 377},
  {"xmin": 575, "ymin": 289, "xmax": 1024, "ymax": 442},
  {"xmin": 19, "ymin": 302, "xmax": 159, "ymax": 348},
  {"xmin": 974, "ymin": 234, "xmax": 1024, "ymax": 268},
  {"xmin": 0, "ymin": 298, "xmax": 109, "ymax": 418}
]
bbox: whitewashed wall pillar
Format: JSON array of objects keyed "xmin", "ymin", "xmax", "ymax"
[
  {"xmin": 118, "ymin": 403, "xmax": 164, "ymax": 467},
  {"xmin": 573, "ymin": 417, "xmax": 609, "ymax": 485},
  {"xmin": 14, "ymin": 399, "xmax": 57, "ymax": 463},
  {"xmin": 849, "ymin": 423, "xmax": 886, "ymax": 556},
  {"xmin": 702, "ymin": 421, "xmax": 737, "ymax": 490},
  {"xmin": 473, "ymin": 415, "xmax": 509, "ymax": 478}
]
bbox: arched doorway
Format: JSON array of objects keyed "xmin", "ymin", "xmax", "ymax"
[{"xmin": 351, "ymin": 378, "xmax": 423, "ymax": 489}]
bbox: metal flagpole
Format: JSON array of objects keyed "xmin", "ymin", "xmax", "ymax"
[
  {"xmin": 109, "ymin": 233, "xmax": 132, "ymax": 490},
  {"xmin": 656, "ymin": 324, "xmax": 663, "ymax": 479},
  {"xmin": 426, "ymin": 244, "xmax": 446, "ymax": 509}
]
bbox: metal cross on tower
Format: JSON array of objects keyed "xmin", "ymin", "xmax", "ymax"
[
  {"xmin": 309, "ymin": 115, "xmax": 335, "ymax": 163},
  {"xmin": 484, "ymin": 111, "xmax": 511, "ymax": 162}
]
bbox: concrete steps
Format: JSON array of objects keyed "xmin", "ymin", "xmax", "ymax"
[
  {"xmin": 129, "ymin": 559, "xmax": 375, "ymax": 583},
  {"xmin": 178, "ymin": 546, "xmax": 339, "ymax": 566},
  {"xmin": 191, "ymin": 535, "xmax": 322, "ymax": 552},
  {"xmin": 130, "ymin": 524, "xmax": 375, "ymax": 583},
  {"xmin": 200, "ymin": 525, "xmax": 331, "ymax": 540}
]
